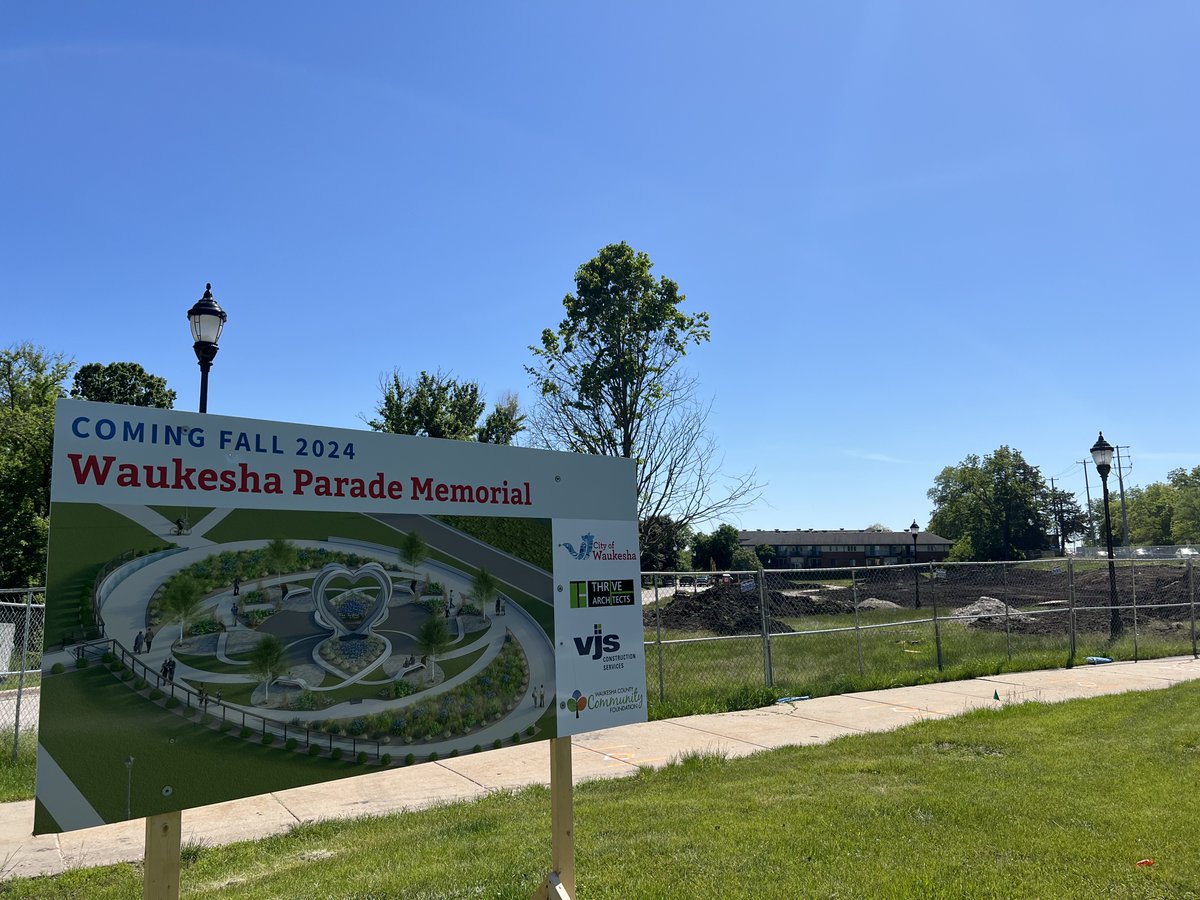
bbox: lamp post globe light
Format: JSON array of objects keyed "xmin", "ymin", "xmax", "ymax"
[
  {"xmin": 187, "ymin": 282, "xmax": 228, "ymax": 414},
  {"xmin": 1090, "ymin": 432, "xmax": 1123, "ymax": 638},
  {"xmin": 909, "ymin": 520, "xmax": 921, "ymax": 609}
]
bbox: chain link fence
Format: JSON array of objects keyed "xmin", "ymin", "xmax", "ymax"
[
  {"xmin": 0, "ymin": 588, "xmax": 46, "ymax": 763},
  {"xmin": 643, "ymin": 559, "xmax": 1198, "ymax": 717}
]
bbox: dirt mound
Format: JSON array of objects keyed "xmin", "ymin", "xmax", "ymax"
[
  {"xmin": 768, "ymin": 590, "xmax": 853, "ymax": 616},
  {"xmin": 645, "ymin": 584, "xmax": 794, "ymax": 635},
  {"xmin": 856, "ymin": 598, "xmax": 903, "ymax": 611},
  {"xmin": 958, "ymin": 597, "xmax": 1035, "ymax": 629}
]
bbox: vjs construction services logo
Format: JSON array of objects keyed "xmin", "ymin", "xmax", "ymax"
[
  {"xmin": 569, "ymin": 579, "xmax": 636, "ymax": 609},
  {"xmin": 573, "ymin": 623, "xmax": 621, "ymax": 659}
]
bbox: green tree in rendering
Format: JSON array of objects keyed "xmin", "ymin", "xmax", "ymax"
[
  {"xmin": 70, "ymin": 361, "xmax": 176, "ymax": 409},
  {"xmin": 249, "ymin": 633, "xmax": 289, "ymax": 701},
  {"xmin": 263, "ymin": 538, "xmax": 296, "ymax": 600},
  {"xmin": 399, "ymin": 530, "xmax": 430, "ymax": 596},
  {"xmin": 470, "ymin": 567, "xmax": 500, "ymax": 617},
  {"xmin": 160, "ymin": 574, "xmax": 205, "ymax": 647},
  {"xmin": 415, "ymin": 615, "xmax": 451, "ymax": 684}
]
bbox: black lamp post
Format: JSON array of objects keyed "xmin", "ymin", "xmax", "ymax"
[
  {"xmin": 1090, "ymin": 432, "xmax": 1123, "ymax": 638},
  {"xmin": 909, "ymin": 520, "xmax": 921, "ymax": 609},
  {"xmin": 187, "ymin": 283, "xmax": 228, "ymax": 414}
]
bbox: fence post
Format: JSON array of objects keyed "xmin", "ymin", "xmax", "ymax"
[
  {"xmin": 1130, "ymin": 558, "xmax": 1139, "ymax": 663},
  {"xmin": 758, "ymin": 569, "xmax": 773, "ymax": 688},
  {"xmin": 929, "ymin": 563, "xmax": 943, "ymax": 672},
  {"xmin": 851, "ymin": 569, "xmax": 864, "ymax": 678},
  {"xmin": 1067, "ymin": 557, "xmax": 1076, "ymax": 664},
  {"xmin": 1189, "ymin": 559, "xmax": 1197, "ymax": 660},
  {"xmin": 1001, "ymin": 563, "xmax": 1011, "ymax": 661},
  {"xmin": 11, "ymin": 591, "xmax": 33, "ymax": 764},
  {"xmin": 654, "ymin": 574, "xmax": 665, "ymax": 704}
]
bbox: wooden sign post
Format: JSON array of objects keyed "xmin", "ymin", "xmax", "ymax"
[
  {"xmin": 144, "ymin": 810, "xmax": 182, "ymax": 900},
  {"xmin": 536, "ymin": 736, "xmax": 575, "ymax": 900}
]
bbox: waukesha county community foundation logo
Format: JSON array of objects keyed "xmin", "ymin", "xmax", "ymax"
[
  {"xmin": 561, "ymin": 685, "xmax": 644, "ymax": 718},
  {"xmin": 558, "ymin": 533, "xmax": 637, "ymax": 562},
  {"xmin": 569, "ymin": 579, "xmax": 636, "ymax": 609}
]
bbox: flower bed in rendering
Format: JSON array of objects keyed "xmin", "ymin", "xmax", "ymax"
[{"xmin": 318, "ymin": 634, "xmax": 386, "ymax": 674}]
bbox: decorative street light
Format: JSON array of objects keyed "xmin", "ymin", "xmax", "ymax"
[
  {"xmin": 186, "ymin": 283, "xmax": 228, "ymax": 414},
  {"xmin": 909, "ymin": 520, "xmax": 921, "ymax": 609},
  {"xmin": 1090, "ymin": 432, "xmax": 1123, "ymax": 638}
]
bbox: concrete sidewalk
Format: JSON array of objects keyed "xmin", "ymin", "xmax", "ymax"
[{"xmin": 3, "ymin": 656, "xmax": 1198, "ymax": 880}]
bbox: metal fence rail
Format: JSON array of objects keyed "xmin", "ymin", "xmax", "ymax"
[
  {"xmin": 0, "ymin": 588, "xmax": 46, "ymax": 763},
  {"xmin": 642, "ymin": 558, "xmax": 1198, "ymax": 711}
]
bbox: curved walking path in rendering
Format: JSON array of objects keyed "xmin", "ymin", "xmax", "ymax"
[{"xmin": 7, "ymin": 656, "xmax": 1199, "ymax": 879}]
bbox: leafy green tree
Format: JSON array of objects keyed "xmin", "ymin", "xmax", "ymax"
[
  {"xmin": 399, "ymin": 530, "xmax": 429, "ymax": 595},
  {"xmin": 470, "ymin": 567, "xmax": 500, "ymax": 617},
  {"xmin": 263, "ymin": 538, "xmax": 296, "ymax": 599},
  {"xmin": 70, "ymin": 361, "xmax": 176, "ymax": 408},
  {"xmin": 1046, "ymin": 487, "xmax": 1089, "ymax": 555},
  {"xmin": 1121, "ymin": 483, "xmax": 1176, "ymax": 547},
  {"xmin": 639, "ymin": 516, "xmax": 691, "ymax": 572},
  {"xmin": 526, "ymin": 242, "xmax": 758, "ymax": 548},
  {"xmin": 692, "ymin": 524, "xmax": 757, "ymax": 572},
  {"xmin": 369, "ymin": 370, "xmax": 524, "ymax": 445},
  {"xmin": 160, "ymin": 574, "xmax": 205, "ymax": 647},
  {"xmin": 415, "ymin": 615, "xmax": 451, "ymax": 684},
  {"xmin": 0, "ymin": 343, "xmax": 71, "ymax": 585},
  {"xmin": 754, "ymin": 544, "xmax": 776, "ymax": 568},
  {"xmin": 927, "ymin": 447, "xmax": 1049, "ymax": 561},
  {"xmin": 477, "ymin": 392, "xmax": 526, "ymax": 445},
  {"xmin": 1170, "ymin": 467, "xmax": 1200, "ymax": 544},
  {"xmin": 249, "ymin": 633, "xmax": 288, "ymax": 700}
]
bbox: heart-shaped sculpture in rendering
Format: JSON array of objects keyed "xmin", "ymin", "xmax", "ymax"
[{"xmin": 311, "ymin": 562, "xmax": 392, "ymax": 637}]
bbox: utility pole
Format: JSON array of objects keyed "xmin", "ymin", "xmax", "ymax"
[
  {"xmin": 1050, "ymin": 477, "xmax": 1064, "ymax": 555},
  {"xmin": 1079, "ymin": 460, "xmax": 1097, "ymax": 547},
  {"xmin": 1115, "ymin": 446, "xmax": 1131, "ymax": 547}
]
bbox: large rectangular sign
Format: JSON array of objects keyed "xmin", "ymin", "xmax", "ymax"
[{"xmin": 35, "ymin": 400, "xmax": 646, "ymax": 834}]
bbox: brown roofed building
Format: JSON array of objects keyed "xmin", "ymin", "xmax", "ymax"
[{"xmin": 739, "ymin": 529, "xmax": 952, "ymax": 569}]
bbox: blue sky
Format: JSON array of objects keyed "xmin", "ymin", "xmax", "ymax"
[{"xmin": 4, "ymin": 3, "xmax": 1198, "ymax": 535}]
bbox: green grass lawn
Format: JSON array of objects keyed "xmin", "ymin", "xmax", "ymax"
[
  {"xmin": 45, "ymin": 503, "xmax": 172, "ymax": 646},
  {"xmin": 11, "ymin": 680, "xmax": 1200, "ymax": 898},
  {"xmin": 644, "ymin": 612, "xmax": 1199, "ymax": 719},
  {"xmin": 0, "ymin": 729, "xmax": 37, "ymax": 803}
]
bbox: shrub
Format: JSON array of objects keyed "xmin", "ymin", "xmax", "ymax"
[
  {"xmin": 165, "ymin": 697, "xmax": 180, "ymax": 709},
  {"xmin": 525, "ymin": 725, "xmax": 535, "ymax": 737},
  {"xmin": 427, "ymin": 752, "xmax": 438, "ymax": 762},
  {"xmin": 473, "ymin": 744, "xmax": 483, "ymax": 754},
  {"xmin": 381, "ymin": 753, "xmax": 392, "ymax": 766},
  {"xmin": 121, "ymin": 669, "xmax": 133, "ymax": 681},
  {"xmin": 449, "ymin": 748, "xmax": 459, "ymax": 758},
  {"xmin": 512, "ymin": 732, "xmax": 520, "ymax": 744},
  {"xmin": 493, "ymin": 739, "xmax": 502, "ymax": 750},
  {"xmin": 285, "ymin": 738, "xmax": 298, "ymax": 751},
  {"xmin": 51, "ymin": 662, "xmax": 65, "ymax": 675},
  {"xmin": 240, "ymin": 726, "xmax": 253, "ymax": 739},
  {"xmin": 262, "ymin": 733, "xmax": 275, "ymax": 746},
  {"xmin": 183, "ymin": 706, "xmax": 196, "ymax": 717},
  {"xmin": 219, "ymin": 721, "xmax": 233, "ymax": 733},
  {"xmin": 75, "ymin": 656, "xmax": 89, "ymax": 669},
  {"xmin": 149, "ymin": 688, "xmax": 163, "ymax": 701},
  {"xmin": 356, "ymin": 751, "xmax": 368, "ymax": 765},
  {"xmin": 102, "ymin": 650, "xmax": 115, "ymax": 664},
  {"xmin": 404, "ymin": 753, "xmax": 415, "ymax": 766},
  {"xmin": 331, "ymin": 747, "xmax": 344, "ymax": 761},
  {"xmin": 134, "ymin": 677, "xmax": 147, "ymax": 690},
  {"xmin": 308, "ymin": 744, "xmax": 321, "ymax": 757}
]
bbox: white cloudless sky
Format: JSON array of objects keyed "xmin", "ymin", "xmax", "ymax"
[{"xmin": 4, "ymin": 3, "xmax": 1197, "ymax": 534}]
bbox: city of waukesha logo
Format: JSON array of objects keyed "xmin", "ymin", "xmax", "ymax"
[
  {"xmin": 558, "ymin": 533, "xmax": 638, "ymax": 562},
  {"xmin": 574, "ymin": 623, "xmax": 621, "ymax": 660},
  {"xmin": 558, "ymin": 533, "xmax": 594, "ymax": 560}
]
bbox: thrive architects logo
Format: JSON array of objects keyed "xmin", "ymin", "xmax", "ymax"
[{"xmin": 558, "ymin": 533, "xmax": 638, "ymax": 562}]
